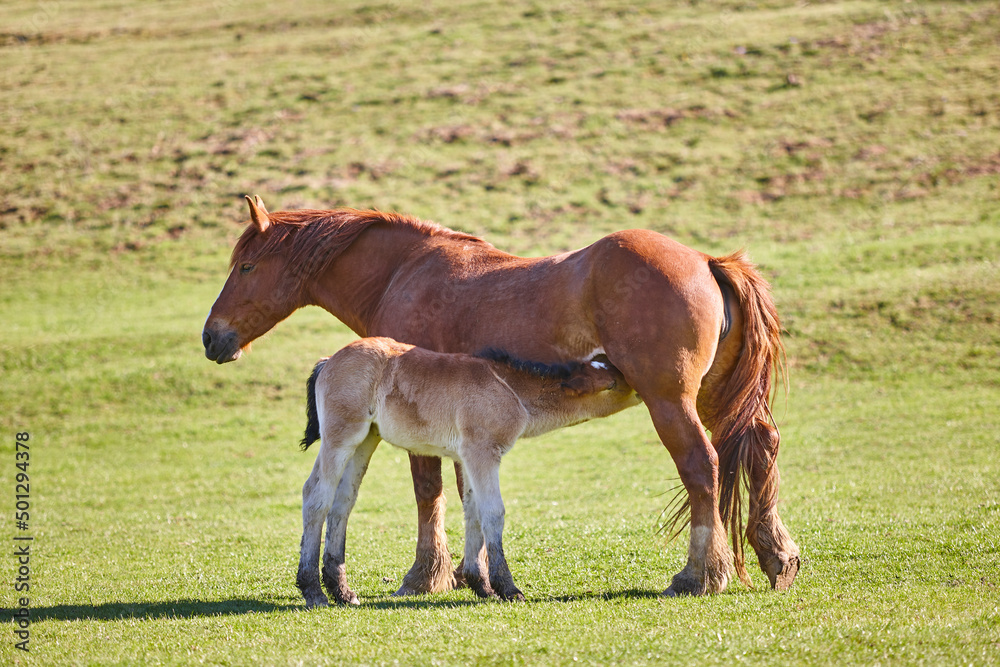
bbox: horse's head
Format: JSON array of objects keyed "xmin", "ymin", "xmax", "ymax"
[{"xmin": 202, "ymin": 195, "xmax": 303, "ymax": 363}]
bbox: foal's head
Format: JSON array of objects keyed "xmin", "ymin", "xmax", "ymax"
[
  {"xmin": 202, "ymin": 196, "xmax": 307, "ymax": 363},
  {"xmin": 560, "ymin": 358, "xmax": 626, "ymax": 396},
  {"xmin": 557, "ymin": 358, "xmax": 642, "ymax": 421},
  {"xmin": 480, "ymin": 349, "xmax": 640, "ymax": 418}
]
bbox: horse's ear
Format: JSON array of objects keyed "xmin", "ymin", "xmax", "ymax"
[
  {"xmin": 253, "ymin": 195, "xmax": 269, "ymax": 216},
  {"xmin": 245, "ymin": 194, "xmax": 270, "ymax": 232}
]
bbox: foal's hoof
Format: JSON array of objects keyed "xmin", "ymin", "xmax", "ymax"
[
  {"xmin": 304, "ymin": 600, "xmax": 329, "ymax": 609},
  {"xmin": 762, "ymin": 553, "xmax": 801, "ymax": 591},
  {"xmin": 302, "ymin": 594, "xmax": 329, "ymax": 609},
  {"xmin": 329, "ymin": 589, "xmax": 360, "ymax": 606},
  {"xmin": 327, "ymin": 589, "xmax": 361, "ymax": 606},
  {"xmin": 499, "ymin": 588, "xmax": 525, "ymax": 602},
  {"xmin": 327, "ymin": 586, "xmax": 360, "ymax": 606},
  {"xmin": 465, "ymin": 573, "xmax": 497, "ymax": 600}
]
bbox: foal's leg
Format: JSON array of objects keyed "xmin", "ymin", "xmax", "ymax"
[
  {"xmin": 459, "ymin": 475, "xmax": 494, "ymax": 599},
  {"xmin": 463, "ymin": 450, "xmax": 523, "ymax": 602},
  {"xmin": 451, "ymin": 461, "xmax": 486, "ymax": 590},
  {"xmin": 298, "ymin": 454, "xmax": 337, "ymax": 608},
  {"xmin": 648, "ymin": 397, "xmax": 733, "ymax": 596},
  {"xmin": 395, "ymin": 454, "xmax": 456, "ymax": 596},
  {"xmin": 321, "ymin": 429, "xmax": 380, "ymax": 605},
  {"xmin": 296, "ymin": 420, "xmax": 371, "ymax": 608}
]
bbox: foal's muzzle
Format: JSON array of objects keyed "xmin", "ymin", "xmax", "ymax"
[{"xmin": 202, "ymin": 327, "xmax": 242, "ymax": 364}]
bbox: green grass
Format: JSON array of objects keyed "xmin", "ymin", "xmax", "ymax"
[{"xmin": 2, "ymin": 0, "xmax": 999, "ymax": 664}]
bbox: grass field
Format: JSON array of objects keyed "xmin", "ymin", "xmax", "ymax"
[{"xmin": 2, "ymin": 0, "xmax": 999, "ymax": 664}]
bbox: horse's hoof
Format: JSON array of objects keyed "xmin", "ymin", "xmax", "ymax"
[
  {"xmin": 393, "ymin": 584, "xmax": 420, "ymax": 597},
  {"xmin": 663, "ymin": 570, "xmax": 707, "ymax": 597},
  {"xmin": 764, "ymin": 554, "xmax": 801, "ymax": 591}
]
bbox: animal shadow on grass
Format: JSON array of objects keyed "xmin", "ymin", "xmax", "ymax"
[
  {"xmin": 26, "ymin": 599, "xmax": 298, "ymax": 622},
  {"xmin": 364, "ymin": 588, "xmax": 661, "ymax": 610}
]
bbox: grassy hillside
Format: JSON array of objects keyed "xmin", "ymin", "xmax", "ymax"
[{"xmin": 2, "ymin": 1, "xmax": 998, "ymax": 665}]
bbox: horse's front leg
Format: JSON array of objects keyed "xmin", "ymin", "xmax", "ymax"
[
  {"xmin": 649, "ymin": 397, "xmax": 733, "ymax": 596},
  {"xmin": 394, "ymin": 454, "xmax": 456, "ymax": 596},
  {"xmin": 321, "ymin": 429, "xmax": 380, "ymax": 605},
  {"xmin": 451, "ymin": 461, "xmax": 485, "ymax": 590},
  {"xmin": 463, "ymin": 451, "xmax": 523, "ymax": 602},
  {"xmin": 459, "ymin": 476, "xmax": 494, "ymax": 599}
]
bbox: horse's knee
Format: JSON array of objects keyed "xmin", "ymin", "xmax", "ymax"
[
  {"xmin": 302, "ymin": 473, "xmax": 317, "ymax": 498},
  {"xmin": 302, "ymin": 477, "xmax": 331, "ymax": 518}
]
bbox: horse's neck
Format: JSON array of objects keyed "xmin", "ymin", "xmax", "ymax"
[{"xmin": 306, "ymin": 222, "xmax": 443, "ymax": 336}]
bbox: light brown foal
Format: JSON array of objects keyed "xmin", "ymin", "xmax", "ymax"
[{"xmin": 296, "ymin": 337, "xmax": 641, "ymax": 607}]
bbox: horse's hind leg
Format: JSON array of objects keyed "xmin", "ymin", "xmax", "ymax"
[
  {"xmin": 743, "ymin": 420, "xmax": 800, "ymax": 590},
  {"xmin": 648, "ymin": 397, "xmax": 733, "ymax": 596},
  {"xmin": 298, "ymin": 455, "xmax": 335, "ymax": 608},
  {"xmin": 321, "ymin": 429, "xmax": 380, "ymax": 605},
  {"xmin": 462, "ymin": 451, "xmax": 523, "ymax": 602}
]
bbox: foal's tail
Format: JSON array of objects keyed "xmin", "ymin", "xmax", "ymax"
[
  {"xmin": 300, "ymin": 359, "xmax": 328, "ymax": 451},
  {"xmin": 706, "ymin": 251, "xmax": 785, "ymax": 586}
]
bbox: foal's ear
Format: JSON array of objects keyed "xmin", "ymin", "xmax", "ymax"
[
  {"xmin": 561, "ymin": 375, "xmax": 597, "ymax": 397},
  {"xmin": 562, "ymin": 369, "xmax": 619, "ymax": 397},
  {"xmin": 245, "ymin": 194, "xmax": 270, "ymax": 232}
]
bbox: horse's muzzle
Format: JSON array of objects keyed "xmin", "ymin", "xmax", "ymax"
[{"xmin": 202, "ymin": 327, "xmax": 242, "ymax": 364}]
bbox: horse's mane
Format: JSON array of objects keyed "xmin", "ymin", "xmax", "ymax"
[
  {"xmin": 474, "ymin": 348, "xmax": 583, "ymax": 381},
  {"xmin": 229, "ymin": 208, "xmax": 487, "ymax": 276}
]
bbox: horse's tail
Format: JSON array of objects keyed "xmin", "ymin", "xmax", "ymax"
[
  {"xmin": 301, "ymin": 358, "xmax": 328, "ymax": 451},
  {"xmin": 706, "ymin": 251, "xmax": 785, "ymax": 587}
]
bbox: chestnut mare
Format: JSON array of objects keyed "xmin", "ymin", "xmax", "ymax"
[{"xmin": 202, "ymin": 195, "xmax": 800, "ymax": 596}]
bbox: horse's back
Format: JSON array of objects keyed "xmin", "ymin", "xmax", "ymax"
[{"xmin": 370, "ymin": 228, "xmax": 727, "ymax": 401}]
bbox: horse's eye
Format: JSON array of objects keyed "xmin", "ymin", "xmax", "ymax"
[{"xmin": 239, "ymin": 263, "xmax": 255, "ymax": 275}]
